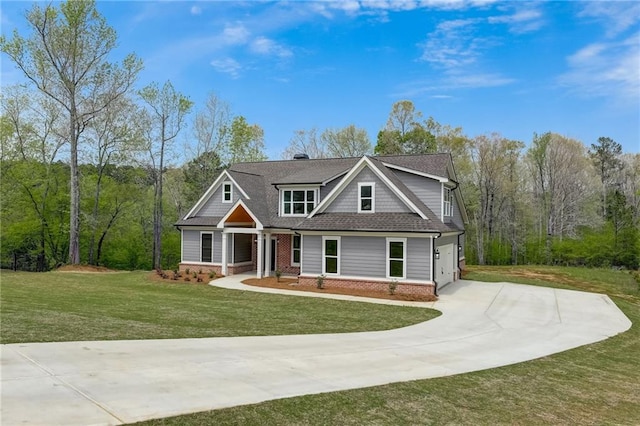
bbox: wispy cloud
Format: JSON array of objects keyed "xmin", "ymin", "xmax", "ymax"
[
  {"xmin": 488, "ymin": 7, "xmax": 544, "ymax": 33},
  {"xmin": 222, "ymin": 23, "xmax": 251, "ymax": 45},
  {"xmin": 250, "ymin": 36, "xmax": 293, "ymax": 58},
  {"xmin": 578, "ymin": 2, "xmax": 640, "ymax": 38},
  {"xmin": 393, "ymin": 72, "xmax": 514, "ymax": 98},
  {"xmin": 557, "ymin": 33, "xmax": 640, "ymax": 103},
  {"xmin": 210, "ymin": 57, "xmax": 242, "ymax": 79},
  {"xmin": 190, "ymin": 5, "xmax": 202, "ymax": 16}
]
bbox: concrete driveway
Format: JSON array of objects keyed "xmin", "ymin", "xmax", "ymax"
[{"xmin": 1, "ymin": 277, "xmax": 631, "ymax": 425}]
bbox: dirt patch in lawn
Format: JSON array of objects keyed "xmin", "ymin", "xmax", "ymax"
[
  {"xmin": 56, "ymin": 265, "xmax": 120, "ymax": 273},
  {"xmin": 243, "ymin": 277, "xmax": 437, "ymax": 302}
]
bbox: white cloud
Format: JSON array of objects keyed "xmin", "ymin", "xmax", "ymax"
[
  {"xmin": 392, "ymin": 72, "xmax": 514, "ymax": 98},
  {"xmin": 488, "ymin": 7, "xmax": 544, "ymax": 33},
  {"xmin": 222, "ymin": 23, "xmax": 251, "ymax": 45},
  {"xmin": 558, "ymin": 33, "xmax": 640, "ymax": 103},
  {"xmin": 419, "ymin": 18, "xmax": 497, "ymax": 69},
  {"xmin": 210, "ymin": 57, "xmax": 242, "ymax": 78},
  {"xmin": 578, "ymin": 2, "xmax": 640, "ymax": 38},
  {"xmin": 250, "ymin": 36, "xmax": 293, "ymax": 58},
  {"xmin": 190, "ymin": 5, "xmax": 202, "ymax": 16}
]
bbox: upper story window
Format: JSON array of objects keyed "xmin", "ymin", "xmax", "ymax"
[
  {"xmin": 443, "ymin": 187, "xmax": 453, "ymax": 217},
  {"xmin": 358, "ymin": 182, "xmax": 375, "ymax": 213},
  {"xmin": 282, "ymin": 189, "xmax": 316, "ymax": 216},
  {"xmin": 222, "ymin": 182, "xmax": 232, "ymax": 203}
]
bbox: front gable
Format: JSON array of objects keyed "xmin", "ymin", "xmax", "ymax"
[
  {"xmin": 324, "ymin": 167, "xmax": 412, "ymax": 214},
  {"xmin": 183, "ymin": 170, "xmax": 250, "ymax": 219},
  {"xmin": 310, "ymin": 156, "xmax": 427, "ymax": 219}
]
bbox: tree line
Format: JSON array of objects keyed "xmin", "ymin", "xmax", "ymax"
[{"xmin": 1, "ymin": 1, "xmax": 638, "ymax": 271}]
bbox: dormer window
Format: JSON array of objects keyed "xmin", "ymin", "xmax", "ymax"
[
  {"xmin": 444, "ymin": 187, "xmax": 453, "ymax": 216},
  {"xmin": 358, "ymin": 182, "xmax": 375, "ymax": 213},
  {"xmin": 223, "ymin": 182, "xmax": 232, "ymax": 203},
  {"xmin": 282, "ymin": 189, "xmax": 316, "ymax": 216}
]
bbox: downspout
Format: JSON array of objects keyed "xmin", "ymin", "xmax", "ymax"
[
  {"xmin": 432, "ymin": 232, "xmax": 442, "ymax": 296},
  {"xmin": 457, "ymin": 230, "xmax": 466, "ymax": 279}
]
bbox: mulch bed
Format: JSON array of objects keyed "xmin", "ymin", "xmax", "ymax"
[{"xmin": 243, "ymin": 277, "xmax": 437, "ymax": 302}]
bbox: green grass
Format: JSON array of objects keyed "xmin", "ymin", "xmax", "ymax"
[
  {"xmin": 0, "ymin": 270, "xmax": 438, "ymax": 343},
  {"xmin": 135, "ymin": 266, "xmax": 640, "ymax": 426}
]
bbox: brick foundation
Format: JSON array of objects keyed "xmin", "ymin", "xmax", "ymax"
[{"xmin": 298, "ymin": 276, "xmax": 435, "ymax": 297}]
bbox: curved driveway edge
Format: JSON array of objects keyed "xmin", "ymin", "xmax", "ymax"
[{"xmin": 1, "ymin": 277, "xmax": 632, "ymax": 426}]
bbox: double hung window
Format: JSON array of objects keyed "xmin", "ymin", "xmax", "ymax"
[
  {"xmin": 292, "ymin": 235, "xmax": 301, "ymax": 265},
  {"xmin": 358, "ymin": 182, "xmax": 375, "ymax": 213},
  {"xmin": 387, "ymin": 238, "xmax": 406, "ymax": 279},
  {"xmin": 223, "ymin": 182, "xmax": 232, "ymax": 203},
  {"xmin": 443, "ymin": 187, "xmax": 453, "ymax": 217},
  {"xmin": 322, "ymin": 237, "xmax": 340, "ymax": 274}
]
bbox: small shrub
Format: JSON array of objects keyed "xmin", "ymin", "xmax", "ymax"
[
  {"xmin": 185, "ymin": 268, "xmax": 190, "ymax": 275},
  {"xmin": 184, "ymin": 276, "xmax": 191, "ymax": 282},
  {"xmin": 197, "ymin": 276, "xmax": 203, "ymax": 282},
  {"xmin": 209, "ymin": 271, "xmax": 216, "ymax": 279},
  {"xmin": 388, "ymin": 279, "xmax": 398, "ymax": 295},
  {"xmin": 193, "ymin": 272, "xmax": 197, "ymax": 278},
  {"xmin": 275, "ymin": 269, "xmax": 282, "ymax": 282},
  {"xmin": 316, "ymin": 274, "xmax": 325, "ymax": 289},
  {"xmin": 156, "ymin": 268, "xmax": 163, "ymax": 276},
  {"xmin": 161, "ymin": 272, "xmax": 168, "ymax": 279},
  {"xmin": 172, "ymin": 271, "xmax": 179, "ymax": 280}
]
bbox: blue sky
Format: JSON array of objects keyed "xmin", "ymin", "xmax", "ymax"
[{"xmin": 2, "ymin": 1, "xmax": 639, "ymax": 158}]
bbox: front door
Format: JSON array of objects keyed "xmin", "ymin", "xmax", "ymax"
[{"xmin": 439, "ymin": 244, "xmax": 454, "ymax": 287}]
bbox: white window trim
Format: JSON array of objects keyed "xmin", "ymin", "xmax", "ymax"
[
  {"xmin": 358, "ymin": 182, "xmax": 375, "ymax": 213},
  {"xmin": 222, "ymin": 182, "xmax": 233, "ymax": 203},
  {"xmin": 322, "ymin": 236, "xmax": 340, "ymax": 275},
  {"xmin": 386, "ymin": 237, "xmax": 407, "ymax": 279},
  {"xmin": 280, "ymin": 188, "xmax": 318, "ymax": 217},
  {"xmin": 200, "ymin": 231, "xmax": 214, "ymax": 263},
  {"xmin": 443, "ymin": 187, "xmax": 453, "ymax": 217},
  {"xmin": 291, "ymin": 234, "xmax": 301, "ymax": 266}
]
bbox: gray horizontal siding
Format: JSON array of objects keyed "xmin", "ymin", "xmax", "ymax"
[
  {"xmin": 182, "ymin": 230, "xmax": 201, "ymax": 262},
  {"xmin": 182, "ymin": 230, "xmax": 222, "ymax": 263},
  {"xmin": 394, "ymin": 170, "xmax": 442, "ymax": 219},
  {"xmin": 341, "ymin": 236, "xmax": 386, "ymax": 278},
  {"xmin": 301, "ymin": 235, "xmax": 322, "ymax": 275},
  {"xmin": 326, "ymin": 168, "xmax": 410, "ymax": 213},
  {"xmin": 407, "ymin": 238, "xmax": 431, "ymax": 281},
  {"xmin": 436, "ymin": 234, "xmax": 457, "ymax": 248},
  {"xmin": 197, "ymin": 183, "xmax": 240, "ymax": 217}
]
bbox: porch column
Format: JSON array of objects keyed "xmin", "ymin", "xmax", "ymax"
[
  {"xmin": 263, "ymin": 232, "xmax": 271, "ymax": 278},
  {"xmin": 221, "ymin": 232, "xmax": 228, "ymax": 276},
  {"xmin": 256, "ymin": 232, "xmax": 263, "ymax": 279}
]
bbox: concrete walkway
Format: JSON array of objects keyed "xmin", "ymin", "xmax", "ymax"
[{"xmin": 1, "ymin": 275, "xmax": 631, "ymax": 426}]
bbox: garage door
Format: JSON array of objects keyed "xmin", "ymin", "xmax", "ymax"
[{"xmin": 437, "ymin": 243, "xmax": 454, "ymax": 288}]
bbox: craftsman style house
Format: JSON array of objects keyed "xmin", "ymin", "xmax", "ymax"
[{"xmin": 177, "ymin": 154, "xmax": 467, "ymax": 296}]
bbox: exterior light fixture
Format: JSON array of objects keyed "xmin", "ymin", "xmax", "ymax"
[{"xmin": 435, "ymin": 248, "xmax": 440, "ymax": 260}]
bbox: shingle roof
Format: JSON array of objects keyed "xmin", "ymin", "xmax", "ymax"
[
  {"xmin": 175, "ymin": 216, "xmax": 223, "ymax": 227},
  {"xmin": 180, "ymin": 154, "xmax": 462, "ymax": 232},
  {"xmin": 294, "ymin": 213, "xmax": 457, "ymax": 233}
]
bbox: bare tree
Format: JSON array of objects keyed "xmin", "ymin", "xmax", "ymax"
[
  {"xmin": 281, "ymin": 128, "xmax": 328, "ymax": 159},
  {"xmin": 139, "ymin": 81, "xmax": 193, "ymax": 270},
  {"xmin": 1, "ymin": 0, "xmax": 142, "ymax": 264}
]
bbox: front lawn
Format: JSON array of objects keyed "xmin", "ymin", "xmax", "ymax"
[
  {"xmin": 0, "ymin": 270, "xmax": 438, "ymax": 343},
  {"xmin": 135, "ymin": 266, "xmax": 640, "ymax": 425}
]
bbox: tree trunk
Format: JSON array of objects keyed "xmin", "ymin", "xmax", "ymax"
[{"xmin": 68, "ymin": 107, "xmax": 80, "ymax": 264}]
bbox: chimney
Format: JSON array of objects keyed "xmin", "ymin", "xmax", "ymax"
[{"xmin": 293, "ymin": 153, "xmax": 309, "ymax": 160}]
